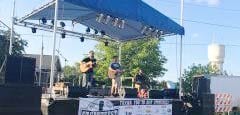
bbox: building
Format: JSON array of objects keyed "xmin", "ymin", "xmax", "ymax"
[{"xmin": 24, "ymin": 54, "xmax": 62, "ymax": 88}]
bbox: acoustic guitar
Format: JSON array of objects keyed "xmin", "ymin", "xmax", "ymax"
[
  {"xmin": 80, "ymin": 61, "xmax": 93, "ymax": 73},
  {"xmin": 108, "ymin": 69, "xmax": 123, "ymax": 79}
]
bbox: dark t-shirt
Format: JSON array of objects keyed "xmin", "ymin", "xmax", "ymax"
[
  {"xmin": 82, "ymin": 57, "xmax": 96, "ymax": 73},
  {"xmin": 135, "ymin": 74, "xmax": 145, "ymax": 84},
  {"xmin": 110, "ymin": 62, "xmax": 121, "ymax": 70}
]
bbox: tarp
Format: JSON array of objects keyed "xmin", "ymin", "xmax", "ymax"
[{"xmin": 19, "ymin": 0, "xmax": 184, "ymax": 41}]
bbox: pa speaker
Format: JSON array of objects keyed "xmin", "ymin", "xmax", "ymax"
[
  {"xmin": 148, "ymin": 90, "xmax": 164, "ymax": 99},
  {"xmin": 5, "ymin": 56, "xmax": 36, "ymax": 85},
  {"xmin": 120, "ymin": 88, "xmax": 138, "ymax": 98},
  {"xmin": 163, "ymin": 89, "xmax": 179, "ymax": 99},
  {"xmin": 200, "ymin": 93, "xmax": 215, "ymax": 115},
  {"xmin": 67, "ymin": 86, "xmax": 88, "ymax": 98}
]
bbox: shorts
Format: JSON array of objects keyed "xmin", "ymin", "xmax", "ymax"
[{"xmin": 112, "ymin": 77, "xmax": 121, "ymax": 88}]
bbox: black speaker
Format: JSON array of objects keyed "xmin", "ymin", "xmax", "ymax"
[
  {"xmin": 148, "ymin": 89, "xmax": 164, "ymax": 99},
  {"xmin": 163, "ymin": 89, "xmax": 179, "ymax": 99},
  {"xmin": 120, "ymin": 88, "xmax": 138, "ymax": 98},
  {"xmin": 67, "ymin": 86, "xmax": 88, "ymax": 98},
  {"xmin": 5, "ymin": 56, "xmax": 36, "ymax": 85},
  {"xmin": 192, "ymin": 76, "xmax": 210, "ymax": 97},
  {"xmin": 48, "ymin": 99, "xmax": 79, "ymax": 115},
  {"xmin": 0, "ymin": 85, "xmax": 42, "ymax": 115},
  {"xmin": 172, "ymin": 100, "xmax": 185, "ymax": 115},
  {"xmin": 200, "ymin": 93, "xmax": 215, "ymax": 115}
]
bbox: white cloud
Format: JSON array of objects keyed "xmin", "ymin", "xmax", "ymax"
[{"xmin": 187, "ymin": 0, "xmax": 220, "ymax": 6}]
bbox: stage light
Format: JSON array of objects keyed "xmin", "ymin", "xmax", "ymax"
[
  {"xmin": 31, "ymin": 27, "xmax": 37, "ymax": 33},
  {"xmin": 119, "ymin": 20, "xmax": 125, "ymax": 29},
  {"xmin": 51, "ymin": 19, "xmax": 54, "ymax": 25},
  {"xmin": 86, "ymin": 27, "xmax": 91, "ymax": 33},
  {"xmin": 60, "ymin": 22, "xmax": 66, "ymax": 28},
  {"xmin": 94, "ymin": 29, "xmax": 98, "ymax": 34},
  {"xmin": 61, "ymin": 32, "xmax": 66, "ymax": 39},
  {"xmin": 96, "ymin": 13, "xmax": 104, "ymax": 23},
  {"xmin": 80, "ymin": 36, "xmax": 84, "ymax": 42},
  {"xmin": 41, "ymin": 17, "xmax": 47, "ymax": 24},
  {"xmin": 100, "ymin": 30, "xmax": 106, "ymax": 36},
  {"xmin": 104, "ymin": 15, "xmax": 111, "ymax": 24},
  {"xmin": 113, "ymin": 18, "xmax": 119, "ymax": 27},
  {"xmin": 141, "ymin": 26, "xmax": 147, "ymax": 34},
  {"xmin": 104, "ymin": 41, "xmax": 109, "ymax": 46}
]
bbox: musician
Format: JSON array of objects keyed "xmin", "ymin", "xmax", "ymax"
[
  {"xmin": 134, "ymin": 69, "xmax": 146, "ymax": 92},
  {"xmin": 80, "ymin": 50, "xmax": 96, "ymax": 89},
  {"xmin": 108, "ymin": 56, "xmax": 122, "ymax": 97}
]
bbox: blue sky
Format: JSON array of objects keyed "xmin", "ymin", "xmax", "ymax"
[{"xmin": 1, "ymin": 0, "xmax": 240, "ymax": 82}]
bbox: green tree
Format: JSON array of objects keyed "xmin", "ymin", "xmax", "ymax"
[
  {"xmin": 62, "ymin": 62, "xmax": 81, "ymax": 85},
  {"xmin": 95, "ymin": 38, "xmax": 167, "ymax": 86},
  {"xmin": 0, "ymin": 31, "xmax": 27, "ymax": 66},
  {"xmin": 182, "ymin": 63, "xmax": 219, "ymax": 94}
]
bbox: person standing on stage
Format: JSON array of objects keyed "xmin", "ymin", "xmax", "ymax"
[
  {"xmin": 108, "ymin": 56, "xmax": 122, "ymax": 96},
  {"xmin": 134, "ymin": 69, "xmax": 146, "ymax": 92},
  {"xmin": 80, "ymin": 50, "xmax": 97, "ymax": 89}
]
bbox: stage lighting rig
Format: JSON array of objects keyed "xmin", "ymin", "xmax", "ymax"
[
  {"xmin": 80, "ymin": 36, "xmax": 84, "ymax": 42},
  {"xmin": 31, "ymin": 27, "xmax": 37, "ymax": 33},
  {"xmin": 41, "ymin": 17, "xmax": 47, "ymax": 24},
  {"xmin": 100, "ymin": 30, "xmax": 106, "ymax": 36},
  {"xmin": 60, "ymin": 22, "xmax": 66, "ymax": 28},
  {"xmin": 61, "ymin": 32, "xmax": 66, "ymax": 38},
  {"xmin": 86, "ymin": 27, "xmax": 91, "ymax": 33},
  {"xmin": 94, "ymin": 29, "xmax": 98, "ymax": 34}
]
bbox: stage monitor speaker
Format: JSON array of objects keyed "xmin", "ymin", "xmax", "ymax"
[
  {"xmin": 67, "ymin": 86, "xmax": 88, "ymax": 98},
  {"xmin": 48, "ymin": 99, "xmax": 79, "ymax": 115},
  {"xmin": 5, "ymin": 56, "xmax": 36, "ymax": 85},
  {"xmin": 148, "ymin": 89, "xmax": 164, "ymax": 99},
  {"xmin": 163, "ymin": 89, "xmax": 179, "ymax": 99},
  {"xmin": 120, "ymin": 88, "xmax": 138, "ymax": 98}
]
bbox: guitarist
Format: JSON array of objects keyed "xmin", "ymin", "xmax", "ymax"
[
  {"xmin": 80, "ymin": 50, "xmax": 97, "ymax": 89},
  {"xmin": 108, "ymin": 56, "xmax": 122, "ymax": 97}
]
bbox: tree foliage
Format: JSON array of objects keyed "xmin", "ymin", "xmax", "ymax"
[
  {"xmin": 0, "ymin": 31, "xmax": 27, "ymax": 65},
  {"xmin": 182, "ymin": 63, "xmax": 222, "ymax": 94},
  {"xmin": 62, "ymin": 62, "xmax": 81, "ymax": 85},
  {"xmin": 94, "ymin": 38, "xmax": 167, "ymax": 86}
]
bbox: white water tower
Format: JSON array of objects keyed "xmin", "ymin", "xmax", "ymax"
[{"xmin": 208, "ymin": 44, "xmax": 225, "ymax": 73}]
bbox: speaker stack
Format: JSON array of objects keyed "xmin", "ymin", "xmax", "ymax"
[
  {"xmin": 0, "ymin": 56, "xmax": 42, "ymax": 115},
  {"xmin": 200, "ymin": 93, "xmax": 215, "ymax": 115},
  {"xmin": 5, "ymin": 56, "xmax": 36, "ymax": 85}
]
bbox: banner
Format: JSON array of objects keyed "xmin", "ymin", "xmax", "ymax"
[{"xmin": 78, "ymin": 98, "xmax": 172, "ymax": 115}]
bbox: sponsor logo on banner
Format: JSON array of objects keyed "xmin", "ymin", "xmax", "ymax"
[{"xmin": 79, "ymin": 98, "xmax": 119, "ymax": 115}]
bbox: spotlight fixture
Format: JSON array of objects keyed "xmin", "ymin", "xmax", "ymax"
[
  {"xmin": 51, "ymin": 19, "xmax": 54, "ymax": 25},
  {"xmin": 100, "ymin": 30, "xmax": 106, "ymax": 36},
  {"xmin": 94, "ymin": 29, "xmax": 98, "ymax": 34},
  {"xmin": 113, "ymin": 18, "xmax": 119, "ymax": 27},
  {"xmin": 86, "ymin": 27, "xmax": 91, "ymax": 33},
  {"xmin": 104, "ymin": 15, "xmax": 111, "ymax": 24},
  {"xmin": 61, "ymin": 32, "xmax": 66, "ymax": 39},
  {"xmin": 119, "ymin": 20, "xmax": 125, "ymax": 29},
  {"xmin": 31, "ymin": 27, "xmax": 37, "ymax": 33},
  {"xmin": 41, "ymin": 17, "xmax": 47, "ymax": 24},
  {"xmin": 60, "ymin": 22, "xmax": 66, "ymax": 28},
  {"xmin": 104, "ymin": 41, "xmax": 109, "ymax": 46},
  {"xmin": 80, "ymin": 36, "xmax": 84, "ymax": 42},
  {"xmin": 96, "ymin": 13, "xmax": 104, "ymax": 23},
  {"xmin": 141, "ymin": 26, "xmax": 147, "ymax": 34}
]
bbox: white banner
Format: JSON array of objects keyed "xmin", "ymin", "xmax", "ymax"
[{"xmin": 78, "ymin": 98, "xmax": 172, "ymax": 115}]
